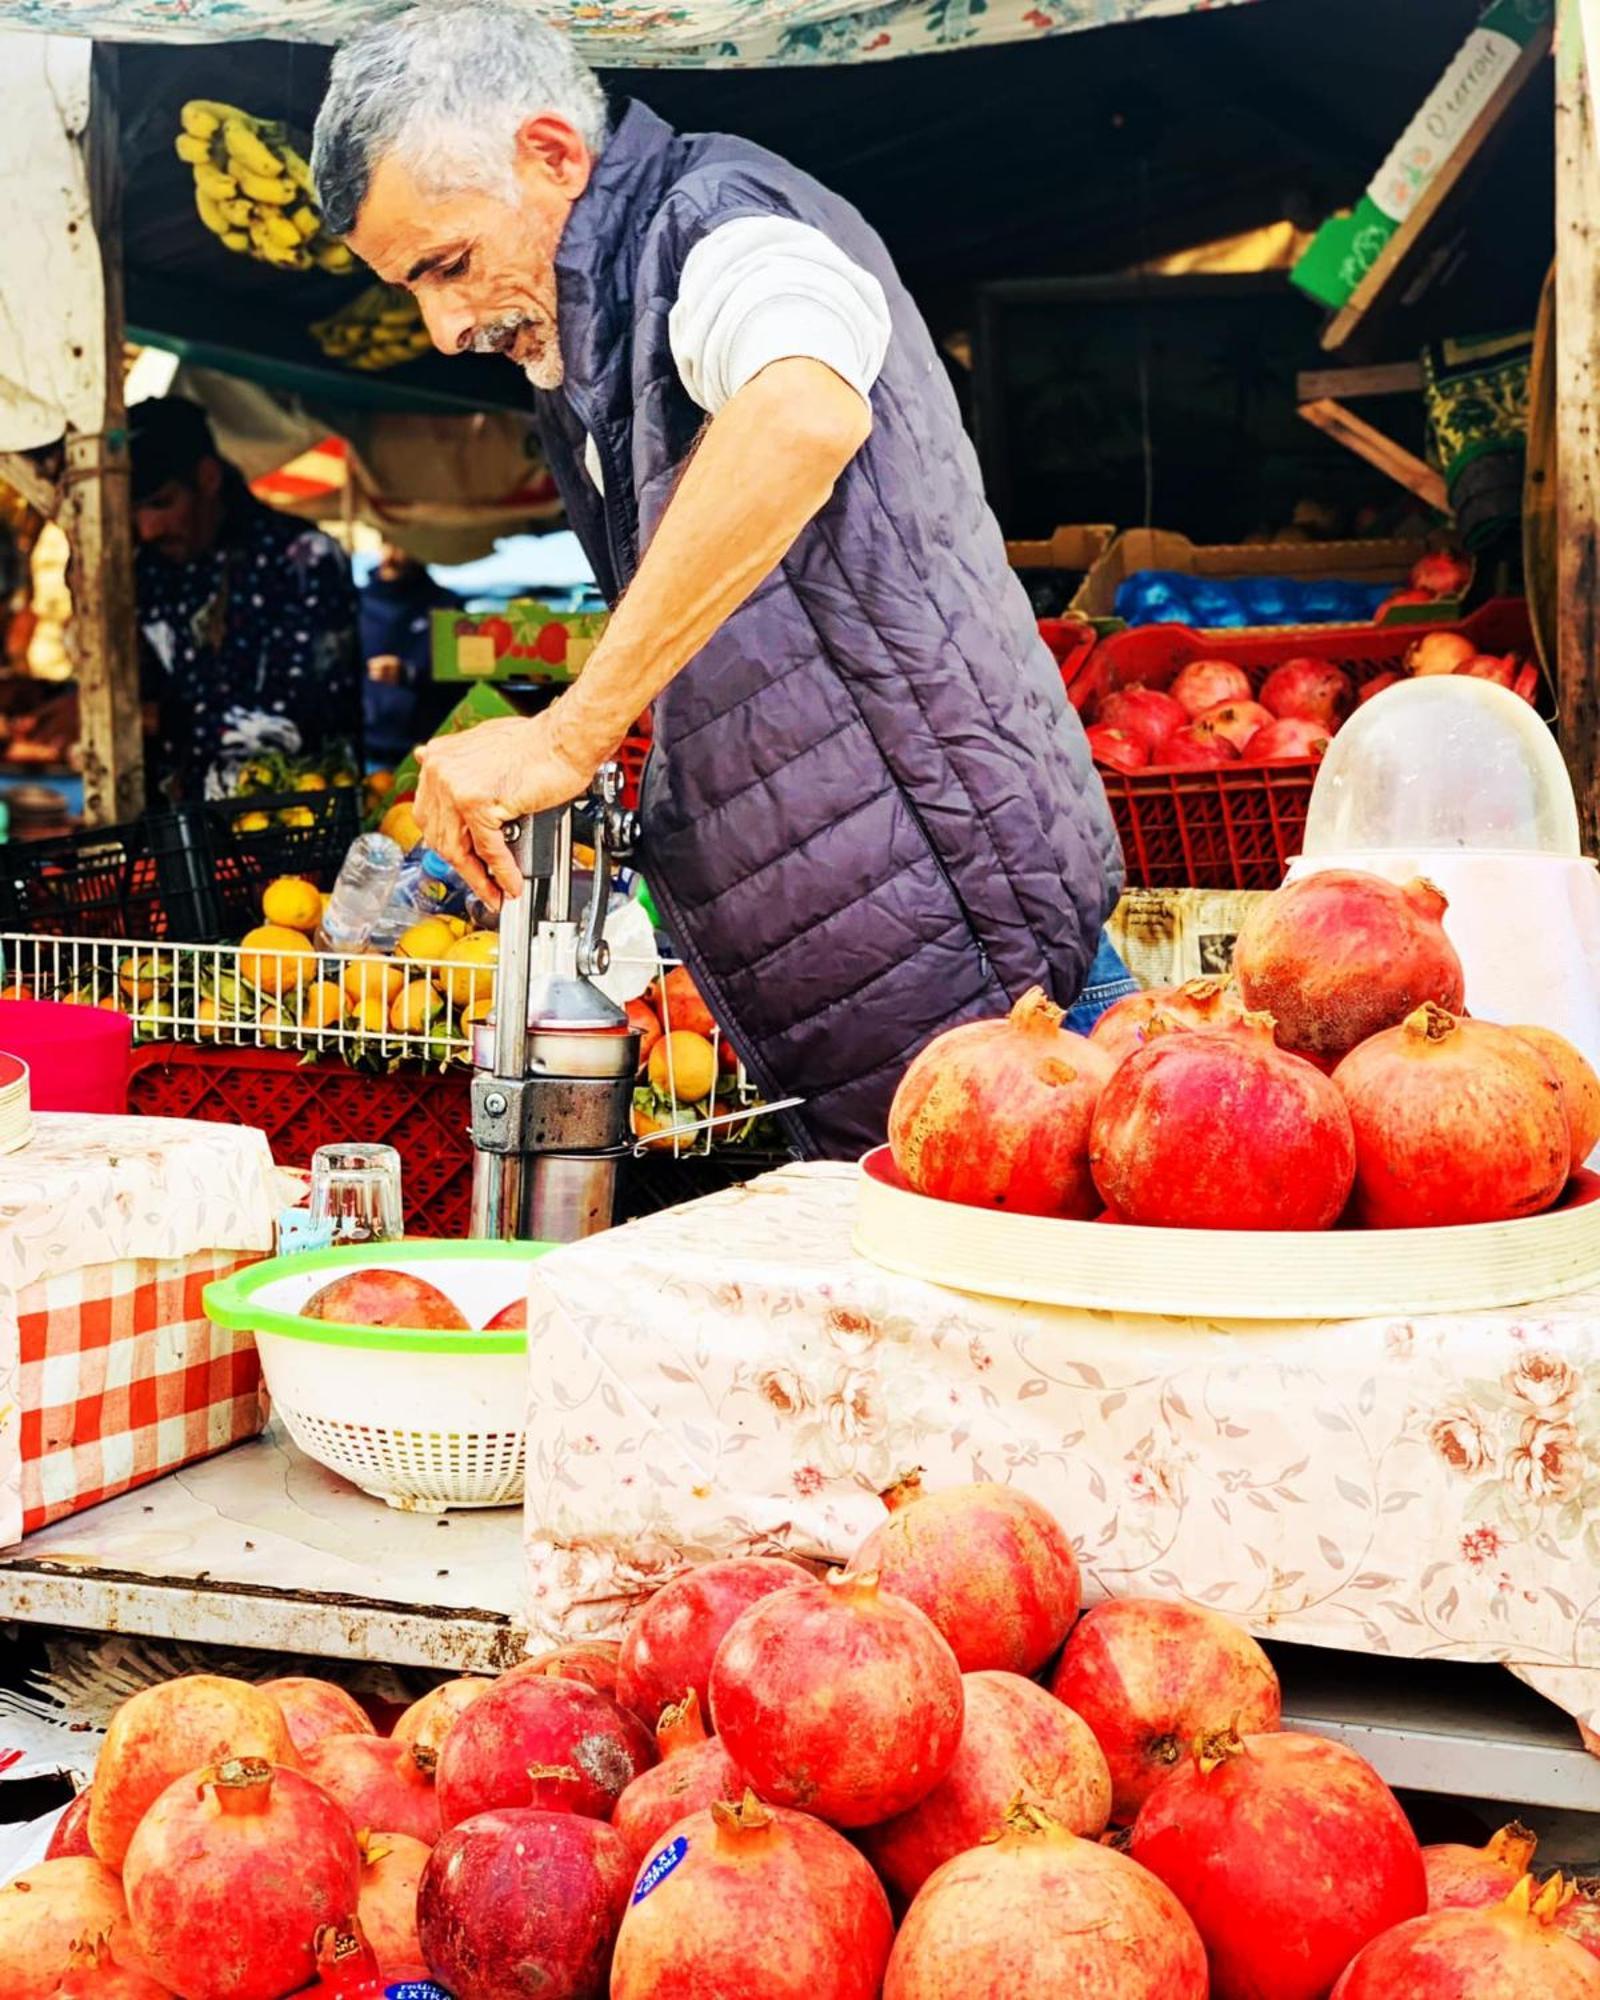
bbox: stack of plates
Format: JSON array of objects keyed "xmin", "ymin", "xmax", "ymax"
[{"xmin": 0, "ymin": 1052, "xmax": 32, "ymax": 1154}]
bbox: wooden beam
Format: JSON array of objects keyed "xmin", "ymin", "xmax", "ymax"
[
  {"xmin": 1296, "ymin": 362, "xmax": 1425, "ymax": 403},
  {"xmin": 60, "ymin": 47, "xmax": 142, "ymax": 826},
  {"xmin": 1297, "ymin": 398, "xmax": 1450, "ymax": 514},
  {"xmin": 1322, "ymin": 22, "xmax": 1554, "ymax": 355},
  {"xmin": 0, "ymin": 452, "xmax": 59, "ymax": 519},
  {"xmin": 1556, "ymin": 0, "xmax": 1600, "ymax": 856}
]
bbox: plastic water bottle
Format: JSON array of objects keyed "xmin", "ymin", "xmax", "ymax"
[
  {"xmin": 316, "ymin": 832, "xmax": 404, "ymax": 952},
  {"xmin": 369, "ymin": 848, "xmax": 471, "ymax": 949}
]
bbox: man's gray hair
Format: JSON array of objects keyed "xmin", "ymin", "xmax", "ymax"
[{"xmin": 312, "ymin": 3, "xmax": 609, "ymax": 237}]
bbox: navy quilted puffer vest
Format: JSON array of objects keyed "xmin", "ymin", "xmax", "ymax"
[{"xmin": 536, "ymin": 103, "xmax": 1122, "ymax": 1159}]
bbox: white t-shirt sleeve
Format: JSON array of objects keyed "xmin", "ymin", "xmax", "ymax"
[{"xmin": 668, "ymin": 215, "xmax": 892, "ymax": 416}]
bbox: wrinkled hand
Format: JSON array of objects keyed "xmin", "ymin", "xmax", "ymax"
[{"xmin": 414, "ymin": 710, "xmax": 598, "ymax": 907}]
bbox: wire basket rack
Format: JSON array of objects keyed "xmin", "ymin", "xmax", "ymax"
[{"xmin": 0, "ymin": 931, "xmax": 783, "ymax": 1160}]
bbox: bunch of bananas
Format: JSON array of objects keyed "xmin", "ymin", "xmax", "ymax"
[
  {"xmin": 310, "ymin": 284, "xmax": 434, "ymax": 371},
  {"xmin": 176, "ymin": 99, "xmax": 354, "ymax": 275}
]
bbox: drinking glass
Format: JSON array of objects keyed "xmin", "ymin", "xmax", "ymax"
[{"xmin": 309, "ymin": 1142, "xmax": 404, "ymax": 1244}]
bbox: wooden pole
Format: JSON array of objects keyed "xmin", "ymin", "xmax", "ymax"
[
  {"xmin": 60, "ymin": 45, "xmax": 143, "ymax": 825},
  {"xmin": 1556, "ymin": 0, "xmax": 1600, "ymax": 855}
]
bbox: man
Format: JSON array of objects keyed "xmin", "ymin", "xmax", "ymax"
[
  {"xmin": 132, "ymin": 397, "xmax": 362, "ymax": 798},
  {"xmin": 312, "ymin": 6, "xmax": 1129, "ymax": 1156},
  {"xmin": 359, "ymin": 541, "xmax": 458, "ymax": 768}
]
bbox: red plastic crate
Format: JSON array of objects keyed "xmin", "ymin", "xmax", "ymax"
[
  {"xmin": 618, "ymin": 714, "xmax": 652, "ymax": 812},
  {"xmin": 129, "ymin": 1046, "xmax": 475, "ymax": 1237},
  {"xmin": 1071, "ymin": 601, "xmax": 1536, "ymax": 890}
]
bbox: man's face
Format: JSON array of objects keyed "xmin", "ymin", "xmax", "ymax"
[
  {"xmin": 348, "ymin": 118, "xmax": 593, "ymax": 392},
  {"xmin": 134, "ymin": 460, "xmax": 223, "ymax": 564}
]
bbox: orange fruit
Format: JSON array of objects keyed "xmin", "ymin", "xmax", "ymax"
[
  {"xmin": 301, "ymin": 980, "xmax": 348, "ymax": 1030},
  {"xmin": 238, "ymin": 924, "xmax": 317, "ymax": 996},
  {"xmin": 350, "ymin": 996, "xmax": 390, "ymax": 1037},
  {"xmin": 440, "ymin": 931, "xmax": 498, "ymax": 1012},
  {"xmin": 647, "ymin": 1030, "xmax": 716, "ymax": 1105},
  {"xmin": 342, "ymin": 955, "xmax": 403, "ymax": 1007},
  {"xmin": 390, "ymin": 980, "xmax": 444, "ymax": 1034},
  {"xmin": 262, "ymin": 876, "xmax": 322, "ymax": 933},
  {"xmin": 380, "ymin": 801, "xmax": 422, "ymax": 853}
]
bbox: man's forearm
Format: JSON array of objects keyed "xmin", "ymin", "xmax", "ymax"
[{"xmin": 552, "ymin": 357, "xmax": 871, "ymax": 763}]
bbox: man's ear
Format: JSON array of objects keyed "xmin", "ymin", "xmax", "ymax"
[
  {"xmin": 513, "ymin": 114, "xmax": 593, "ymax": 198},
  {"xmin": 194, "ymin": 455, "xmax": 224, "ymax": 501}
]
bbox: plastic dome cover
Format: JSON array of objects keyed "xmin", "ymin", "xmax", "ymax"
[{"xmin": 1302, "ymin": 676, "xmax": 1580, "ymax": 858}]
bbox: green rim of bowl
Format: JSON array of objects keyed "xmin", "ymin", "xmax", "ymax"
[{"xmin": 204, "ymin": 1238, "xmax": 555, "ymax": 1353}]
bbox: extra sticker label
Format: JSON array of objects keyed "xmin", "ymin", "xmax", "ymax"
[{"xmin": 632, "ymin": 1835, "xmax": 688, "ymax": 1904}]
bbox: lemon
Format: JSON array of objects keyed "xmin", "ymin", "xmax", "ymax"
[
  {"xmin": 342, "ymin": 955, "xmax": 403, "ymax": 1007},
  {"xmin": 262, "ymin": 875, "xmax": 322, "ymax": 933},
  {"xmin": 380, "ymin": 801, "xmax": 422, "ymax": 853},
  {"xmin": 294, "ymin": 772, "xmax": 328, "ymax": 793},
  {"xmin": 118, "ymin": 953, "xmax": 170, "ymax": 1001},
  {"xmin": 331, "ymin": 769, "xmax": 356, "ymax": 789},
  {"xmin": 238, "ymin": 924, "xmax": 318, "ymax": 996},
  {"xmin": 390, "ymin": 980, "xmax": 444, "ymax": 1034},
  {"xmin": 350, "ymin": 995, "xmax": 391, "ymax": 1037},
  {"xmin": 256, "ymin": 1002, "xmax": 292, "ymax": 1049},
  {"xmin": 278, "ymin": 806, "xmax": 316, "ymax": 829},
  {"xmin": 446, "ymin": 915, "xmax": 470, "ymax": 939},
  {"xmin": 301, "ymin": 980, "xmax": 349, "ymax": 1029},
  {"xmin": 440, "ymin": 930, "xmax": 498, "ymax": 1011},
  {"xmin": 234, "ymin": 811, "xmax": 271, "ymax": 834},
  {"xmin": 648, "ymin": 1031, "xmax": 717, "ymax": 1105},
  {"xmin": 395, "ymin": 916, "xmax": 456, "ymax": 964}
]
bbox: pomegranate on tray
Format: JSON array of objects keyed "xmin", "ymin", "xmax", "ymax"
[{"xmin": 885, "ymin": 866, "xmax": 1596, "ymax": 1238}]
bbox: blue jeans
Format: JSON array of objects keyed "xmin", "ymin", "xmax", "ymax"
[{"xmin": 1063, "ymin": 930, "xmax": 1139, "ymax": 1034}]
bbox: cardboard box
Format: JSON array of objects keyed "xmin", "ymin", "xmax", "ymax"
[
  {"xmin": 1005, "ymin": 523, "xmax": 1116, "ymax": 573},
  {"xmin": 1071, "ymin": 529, "xmax": 1432, "ymax": 628},
  {"xmin": 431, "ymin": 599, "xmax": 609, "ymax": 685}
]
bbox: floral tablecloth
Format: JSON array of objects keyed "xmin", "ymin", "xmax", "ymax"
[
  {"xmin": 0, "ymin": 1113, "xmax": 281, "ymax": 1548},
  {"xmin": 524, "ymin": 1162, "xmax": 1600, "ymax": 1738}
]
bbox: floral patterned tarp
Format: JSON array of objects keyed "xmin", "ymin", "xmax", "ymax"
[
  {"xmin": 0, "ymin": 1112, "xmax": 281, "ymax": 1547},
  {"xmin": 4, "ymin": 0, "xmax": 1255, "ymax": 68},
  {"xmin": 524, "ymin": 1161, "xmax": 1600, "ymax": 1739}
]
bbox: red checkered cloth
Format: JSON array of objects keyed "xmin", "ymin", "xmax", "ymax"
[{"xmin": 18, "ymin": 1251, "xmax": 267, "ymax": 1535}]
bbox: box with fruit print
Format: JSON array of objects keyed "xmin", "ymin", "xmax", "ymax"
[{"xmin": 431, "ymin": 600, "xmax": 610, "ymax": 684}]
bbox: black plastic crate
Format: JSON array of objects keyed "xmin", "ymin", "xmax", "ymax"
[{"xmin": 0, "ymin": 787, "xmax": 359, "ymax": 942}]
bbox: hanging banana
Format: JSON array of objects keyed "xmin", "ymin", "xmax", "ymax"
[
  {"xmin": 176, "ymin": 97, "xmax": 356, "ymax": 283},
  {"xmin": 309, "ymin": 284, "xmax": 434, "ymax": 371}
]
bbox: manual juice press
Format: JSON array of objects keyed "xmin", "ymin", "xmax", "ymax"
[{"xmin": 469, "ymin": 762, "xmax": 639, "ymax": 1242}]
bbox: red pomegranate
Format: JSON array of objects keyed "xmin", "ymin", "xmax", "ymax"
[
  {"xmin": 616, "ymin": 1556, "xmax": 810, "ymax": 1726},
  {"xmin": 356, "ymin": 1829, "xmax": 430, "ymax": 1982},
  {"xmin": 1159, "ymin": 723, "xmax": 1239, "ymax": 767},
  {"xmin": 848, "ymin": 1471, "xmax": 1080, "ymax": 1674},
  {"xmin": 1376, "ymin": 588, "xmax": 1435, "ymax": 618},
  {"xmin": 1260, "ymin": 659, "xmax": 1355, "ymax": 729},
  {"xmin": 1171, "ymin": 658, "xmax": 1251, "ymax": 718},
  {"xmin": 1089, "ymin": 1013, "xmax": 1356, "ymax": 1229},
  {"xmin": 300, "ymin": 1732, "xmax": 442, "ymax": 1845},
  {"xmin": 1559, "ymin": 1880, "xmax": 1600, "ymax": 1959},
  {"xmin": 1131, "ymin": 1729, "xmax": 1425, "ymax": 2000},
  {"xmin": 262, "ymin": 1675, "xmax": 372, "ymax": 1756},
  {"xmin": 1407, "ymin": 629, "xmax": 1477, "ymax": 676},
  {"xmin": 888, "ymin": 989, "xmax": 1114, "ymax": 1220},
  {"xmin": 610, "ymin": 1690, "xmax": 745, "ymax": 1864},
  {"xmin": 1193, "ymin": 698, "xmax": 1275, "ymax": 753},
  {"xmin": 861, "ymin": 1669, "xmax": 1112, "ymax": 1900},
  {"xmin": 1050, "ymin": 1600, "xmax": 1281, "ymax": 1823},
  {"xmin": 390, "ymin": 1676, "xmax": 495, "ymax": 1763},
  {"xmin": 884, "ymin": 1800, "xmax": 1207, "ymax": 1998},
  {"xmin": 1425, "ymin": 1822, "xmax": 1538, "ymax": 1909},
  {"xmin": 45, "ymin": 1786, "xmax": 95, "ymax": 1859},
  {"xmin": 1331, "ymin": 1876, "xmax": 1600, "ymax": 1998},
  {"xmin": 709, "ymin": 1569, "xmax": 964, "ymax": 1828},
  {"xmin": 1096, "ymin": 685, "xmax": 1187, "ymax": 755},
  {"xmin": 1232, "ymin": 868, "xmax": 1466, "ymax": 1067},
  {"xmin": 55, "ymin": 1939, "xmax": 175, "ymax": 2000},
  {"xmin": 1089, "ymin": 976, "xmax": 1245, "ymax": 1069},
  {"xmin": 613, "ymin": 1793, "xmax": 893, "ymax": 2000},
  {"xmin": 1455, "ymin": 651, "xmax": 1517, "ymax": 688},
  {"xmin": 505, "ymin": 1641, "xmax": 623, "ymax": 1700},
  {"xmin": 90, "ymin": 1673, "xmax": 302, "ymax": 1869},
  {"xmin": 0, "ymin": 1856, "xmax": 147, "ymax": 2000},
  {"xmin": 1088, "ymin": 724, "xmax": 1148, "ymax": 773},
  {"xmin": 302, "ymin": 1268, "xmax": 469, "ymax": 1330},
  {"xmin": 1244, "ymin": 716, "xmax": 1331, "ymax": 762},
  {"xmin": 1358, "ymin": 669, "xmax": 1406, "ymax": 703},
  {"xmin": 125, "ymin": 1760, "xmax": 361, "ymax": 2000},
  {"xmin": 1335, "ymin": 1005, "xmax": 1570, "ymax": 1226},
  {"xmin": 418, "ymin": 1808, "xmax": 635, "ymax": 2000},
  {"xmin": 435, "ymin": 1674, "xmax": 655, "ymax": 1829},
  {"xmin": 1510, "ymin": 1025, "xmax": 1600, "ymax": 1172},
  {"xmin": 1410, "ymin": 549, "xmax": 1473, "ymax": 597}
]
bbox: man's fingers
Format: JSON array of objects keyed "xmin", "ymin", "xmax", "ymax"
[{"xmin": 469, "ymin": 819, "xmax": 524, "ymax": 905}]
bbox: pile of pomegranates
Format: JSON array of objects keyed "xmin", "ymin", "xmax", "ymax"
[
  {"xmin": 1082, "ymin": 564, "xmax": 1539, "ymax": 782},
  {"xmin": 887, "ymin": 865, "xmax": 1599, "ymax": 1233},
  {"xmin": 16, "ymin": 1470, "xmax": 1595, "ymax": 1998}
]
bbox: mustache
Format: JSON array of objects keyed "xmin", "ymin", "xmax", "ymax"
[{"xmin": 464, "ymin": 313, "xmax": 535, "ymax": 356}]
